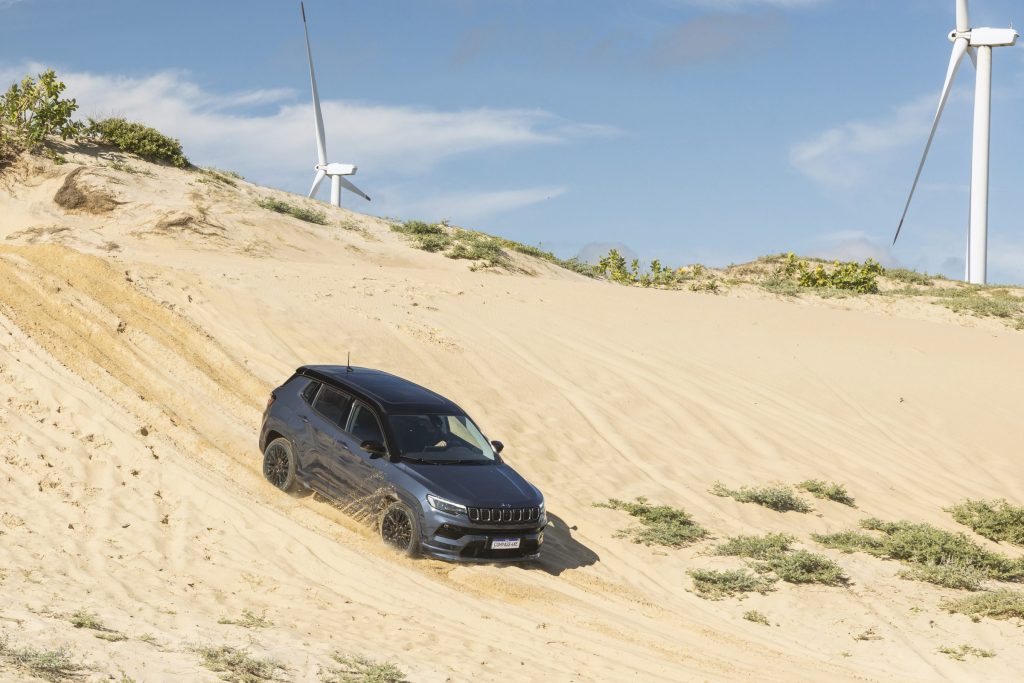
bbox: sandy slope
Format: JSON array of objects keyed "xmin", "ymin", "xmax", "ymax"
[{"xmin": 1, "ymin": 147, "xmax": 1022, "ymax": 682}]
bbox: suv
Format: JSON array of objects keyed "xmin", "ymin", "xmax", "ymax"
[{"xmin": 259, "ymin": 365, "xmax": 546, "ymax": 562}]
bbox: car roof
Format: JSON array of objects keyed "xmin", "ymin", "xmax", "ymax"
[{"xmin": 297, "ymin": 365, "xmax": 465, "ymax": 415}]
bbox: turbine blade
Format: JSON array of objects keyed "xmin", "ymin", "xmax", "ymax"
[
  {"xmin": 308, "ymin": 169, "xmax": 327, "ymax": 198},
  {"xmin": 956, "ymin": 0, "xmax": 970, "ymax": 33},
  {"xmin": 967, "ymin": 46, "xmax": 977, "ymax": 68},
  {"xmin": 301, "ymin": 2, "xmax": 328, "ymax": 166},
  {"xmin": 338, "ymin": 176, "xmax": 371, "ymax": 202},
  {"xmin": 893, "ymin": 37, "xmax": 969, "ymax": 245}
]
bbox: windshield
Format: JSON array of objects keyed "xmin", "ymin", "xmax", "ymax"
[{"xmin": 388, "ymin": 414, "xmax": 497, "ymax": 464}]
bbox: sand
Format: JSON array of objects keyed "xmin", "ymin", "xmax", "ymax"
[{"xmin": 0, "ymin": 146, "xmax": 1022, "ymax": 682}]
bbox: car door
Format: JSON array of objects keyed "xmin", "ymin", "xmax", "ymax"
[
  {"xmin": 291, "ymin": 378, "xmax": 322, "ymax": 473},
  {"xmin": 305, "ymin": 384, "xmax": 355, "ymax": 493},
  {"xmin": 337, "ymin": 401, "xmax": 389, "ymax": 499}
]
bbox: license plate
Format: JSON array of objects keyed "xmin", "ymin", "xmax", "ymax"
[{"xmin": 491, "ymin": 537, "xmax": 521, "ymax": 550}]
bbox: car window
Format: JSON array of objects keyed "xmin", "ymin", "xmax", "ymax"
[
  {"xmin": 348, "ymin": 404, "xmax": 384, "ymax": 444},
  {"xmin": 312, "ymin": 385, "xmax": 353, "ymax": 426},
  {"xmin": 301, "ymin": 379, "xmax": 321, "ymax": 404}
]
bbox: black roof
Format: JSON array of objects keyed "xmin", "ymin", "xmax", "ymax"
[{"xmin": 297, "ymin": 365, "xmax": 464, "ymax": 415}]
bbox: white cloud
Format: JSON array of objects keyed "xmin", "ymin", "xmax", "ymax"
[
  {"xmin": 790, "ymin": 95, "xmax": 937, "ymax": 189},
  {"xmin": 0, "ymin": 63, "xmax": 610, "ymax": 221}
]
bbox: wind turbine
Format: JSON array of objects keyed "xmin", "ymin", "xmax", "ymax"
[
  {"xmin": 893, "ymin": 0, "xmax": 1017, "ymax": 284},
  {"xmin": 300, "ymin": 2, "xmax": 370, "ymax": 207}
]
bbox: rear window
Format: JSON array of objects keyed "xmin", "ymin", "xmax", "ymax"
[
  {"xmin": 301, "ymin": 379, "xmax": 321, "ymax": 404},
  {"xmin": 313, "ymin": 385, "xmax": 354, "ymax": 426}
]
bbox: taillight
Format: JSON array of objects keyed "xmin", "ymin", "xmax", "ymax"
[{"xmin": 266, "ymin": 392, "xmax": 277, "ymax": 409}]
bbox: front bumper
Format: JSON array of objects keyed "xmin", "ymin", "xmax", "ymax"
[{"xmin": 420, "ymin": 515, "xmax": 547, "ymax": 563}]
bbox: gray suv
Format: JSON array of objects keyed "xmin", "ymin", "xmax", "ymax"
[{"xmin": 259, "ymin": 365, "xmax": 546, "ymax": 562}]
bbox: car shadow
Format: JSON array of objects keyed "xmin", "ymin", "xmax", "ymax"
[{"xmin": 527, "ymin": 512, "xmax": 600, "ymax": 576}]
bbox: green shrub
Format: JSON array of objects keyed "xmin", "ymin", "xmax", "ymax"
[
  {"xmin": 321, "ymin": 653, "xmax": 406, "ymax": 683},
  {"xmin": 256, "ymin": 197, "xmax": 328, "ymax": 225},
  {"xmin": 447, "ymin": 232, "xmax": 507, "ymax": 268},
  {"xmin": 715, "ymin": 533, "xmax": 795, "ymax": 560},
  {"xmin": 393, "ymin": 220, "xmax": 445, "ymax": 237},
  {"xmin": 86, "ymin": 117, "xmax": 189, "ymax": 167},
  {"xmin": 885, "ymin": 268, "xmax": 933, "ymax": 286},
  {"xmin": 687, "ymin": 569, "xmax": 776, "ymax": 600},
  {"xmin": 948, "ymin": 499, "xmax": 1024, "ymax": 546},
  {"xmin": 798, "ymin": 480, "xmax": 856, "ymax": 507},
  {"xmin": 743, "ymin": 610, "xmax": 771, "ymax": 626},
  {"xmin": 814, "ymin": 518, "xmax": 1024, "ymax": 588},
  {"xmin": 195, "ymin": 645, "xmax": 286, "ymax": 682},
  {"xmin": 942, "ymin": 589, "xmax": 1024, "ymax": 623},
  {"xmin": 758, "ymin": 550, "xmax": 847, "ymax": 585},
  {"xmin": 0, "ymin": 70, "xmax": 81, "ymax": 158},
  {"xmin": 900, "ymin": 561, "xmax": 986, "ymax": 591},
  {"xmin": 711, "ymin": 482, "xmax": 812, "ymax": 513},
  {"xmin": 594, "ymin": 497, "xmax": 708, "ymax": 547},
  {"xmin": 798, "ymin": 259, "xmax": 883, "ymax": 293},
  {"xmin": 0, "ymin": 636, "xmax": 85, "ymax": 682},
  {"xmin": 937, "ymin": 644, "xmax": 994, "ymax": 661}
]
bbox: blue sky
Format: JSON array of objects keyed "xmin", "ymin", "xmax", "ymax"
[{"xmin": 2, "ymin": 0, "xmax": 1022, "ymax": 281}]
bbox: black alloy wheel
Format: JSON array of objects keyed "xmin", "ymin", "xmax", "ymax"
[
  {"xmin": 379, "ymin": 502, "xmax": 419, "ymax": 557},
  {"xmin": 263, "ymin": 437, "xmax": 297, "ymax": 492}
]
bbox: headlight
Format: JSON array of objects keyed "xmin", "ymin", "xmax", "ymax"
[
  {"xmin": 426, "ymin": 494, "xmax": 467, "ymax": 516},
  {"xmin": 539, "ymin": 499, "xmax": 545, "ymax": 516}
]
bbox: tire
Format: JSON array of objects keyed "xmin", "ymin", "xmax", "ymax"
[
  {"xmin": 263, "ymin": 437, "xmax": 298, "ymax": 493},
  {"xmin": 379, "ymin": 501, "xmax": 420, "ymax": 557}
]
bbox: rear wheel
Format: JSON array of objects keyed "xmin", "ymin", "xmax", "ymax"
[
  {"xmin": 263, "ymin": 437, "xmax": 298, "ymax": 493},
  {"xmin": 379, "ymin": 501, "xmax": 420, "ymax": 557}
]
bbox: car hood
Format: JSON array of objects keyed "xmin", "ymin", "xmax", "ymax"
[{"xmin": 397, "ymin": 461, "xmax": 540, "ymax": 507}]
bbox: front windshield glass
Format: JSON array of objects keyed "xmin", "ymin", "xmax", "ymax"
[{"xmin": 388, "ymin": 414, "xmax": 497, "ymax": 463}]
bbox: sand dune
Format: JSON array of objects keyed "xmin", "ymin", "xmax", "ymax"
[{"xmin": 1, "ymin": 147, "xmax": 1023, "ymax": 682}]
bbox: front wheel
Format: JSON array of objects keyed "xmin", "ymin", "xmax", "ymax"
[
  {"xmin": 379, "ymin": 501, "xmax": 420, "ymax": 557},
  {"xmin": 263, "ymin": 437, "xmax": 298, "ymax": 493}
]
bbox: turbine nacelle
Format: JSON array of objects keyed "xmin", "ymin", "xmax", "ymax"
[
  {"xmin": 949, "ymin": 27, "xmax": 1019, "ymax": 47},
  {"xmin": 317, "ymin": 163, "xmax": 357, "ymax": 176}
]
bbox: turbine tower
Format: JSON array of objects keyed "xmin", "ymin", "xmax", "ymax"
[
  {"xmin": 893, "ymin": 0, "xmax": 1017, "ymax": 284},
  {"xmin": 300, "ymin": 2, "xmax": 370, "ymax": 207}
]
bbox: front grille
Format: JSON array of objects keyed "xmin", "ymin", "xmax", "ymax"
[{"xmin": 467, "ymin": 506, "xmax": 540, "ymax": 524}]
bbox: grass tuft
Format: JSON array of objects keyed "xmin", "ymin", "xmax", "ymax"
[
  {"xmin": 937, "ymin": 644, "xmax": 995, "ymax": 661},
  {"xmin": 256, "ymin": 198, "xmax": 328, "ymax": 225},
  {"xmin": 710, "ymin": 482, "xmax": 812, "ymax": 513},
  {"xmin": 797, "ymin": 480, "xmax": 856, "ymax": 507},
  {"xmin": 715, "ymin": 533, "xmax": 795, "ymax": 560},
  {"xmin": 743, "ymin": 610, "xmax": 771, "ymax": 626},
  {"xmin": 687, "ymin": 569, "xmax": 776, "ymax": 600},
  {"xmin": 68, "ymin": 609, "xmax": 112, "ymax": 632},
  {"xmin": 0, "ymin": 635, "xmax": 85, "ymax": 682},
  {"xmin": 757, "ymin": 550, "xmax": 847, "ymax": 586},
  {"xmin": 900, "ymin": 561, "xmax": 987, "ymax": 592},
  {"xmin": 813, "ymin": 518, "xmax": 1024, "ymax": 589},
  {"xmin": 320, "ymin": 652, "xmax": 407, "ymax": 682},
  {"xmin": 594, "ymin": 497, "xmax": 708, "ymax": 548},
  {"xmin": 942, "ymin": 589, "xmax": 1024, "ymax": 624},
  {"xmin": 217, "ymin": 609, "xmax": 273, "ymax": 629},
  {"xmin": 947, "ymin": 499, "xmax": 1024, "ymax": 546},
  {"xmin": 196, "ymin": 645, "xmax": 287, "ymax": 682}
]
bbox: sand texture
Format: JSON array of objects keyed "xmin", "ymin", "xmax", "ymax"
[{"xmin": 1, "ymin": 147, "xmax": 1022, "ymax": 682}]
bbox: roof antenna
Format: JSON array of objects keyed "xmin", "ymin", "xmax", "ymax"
[{"xmin": 346, "ymin": 351, "xmax": 352, "ymax": 373}]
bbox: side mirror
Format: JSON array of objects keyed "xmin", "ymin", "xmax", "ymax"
[
  {"xmin": 491, "ymin": 440, "xmax": 504, "ymax": 454},
  {"xmin": 361, "ymin": 440, "xmax": 387, "ymax": 457}
]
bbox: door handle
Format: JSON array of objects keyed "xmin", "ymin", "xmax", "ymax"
[{"xmin": 300, "ymin": 415, "xmax": 309, "ymax": 423}]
